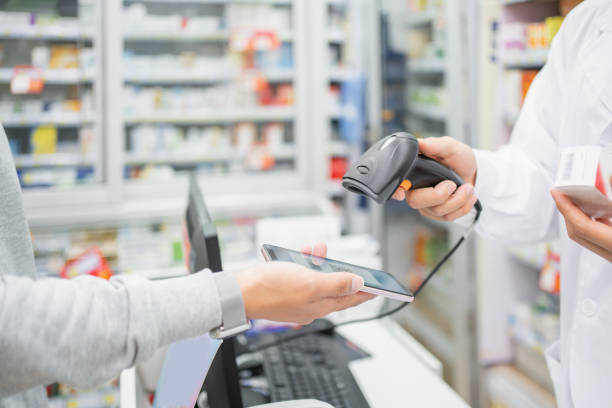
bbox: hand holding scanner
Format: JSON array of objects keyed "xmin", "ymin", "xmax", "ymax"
[{"xmin": 341, "ymin": 132, "xmax": 482, "ymax": 213}]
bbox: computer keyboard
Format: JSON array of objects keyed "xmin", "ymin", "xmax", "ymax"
[{"xmin": 256, "ymin": 323, "xmax": 371, "ymax": 408}]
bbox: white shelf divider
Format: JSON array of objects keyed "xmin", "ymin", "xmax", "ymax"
[
  {"xmin": 124, "ymin": 107, "xmax": 294, "ymax": 124},
  {"xmin": 0, "ymin": 68, "xmax": 95, "ymax": 84},
  {"xmin": 124, "ymin": 145, "xmax": 295, "ymax": 165},
  {"xmin": 13, "ymin": 153, "xmax": 94, "ymax": 168},
  {"xmin": 409, "ymin": 104, "xmax": 447, "ymax": 122}
]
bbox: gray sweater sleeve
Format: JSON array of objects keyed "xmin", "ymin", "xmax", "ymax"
[{"xmin": 0, "ymin": 270, "xmax": 225, "ymax": 398}]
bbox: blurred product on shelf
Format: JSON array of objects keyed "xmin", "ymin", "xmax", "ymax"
[
  {"xmin": 31, "ymin": 218, "xmax": 259, "ymax": 280},
  {"xmin": 502, "ymin": 17, "xmax": 563, "ymax": 52},
  {"xmin": 18, "ymin": 166, "xmax": 94, "ymax": 188},
  {"xmin": 503, "ymin": 69, "xmax": 537, "ymax": 125},
  {"xmin": 47, "ymin": 380, "xmax": 119, "ymax": 408},
  {"xmin": 329, "ymin": 157, "xmax": 348, "ymax": 180},
  {"xmin": 123, "ymin": 83, "xmax": 293, "ymax": 118},
  {"xmin": 539, "ymin": 249, "xmax": 560, "ymax": 295},
  {"xmin": 406, "ymin": 30, "xmax": 431, "ymax": 60},
  {"xmin": 509, "ymin": 296, "xmax": 560, "ymax": 357},
  {"xmin": 507, "ymin": 241, "xmax": 559, "ymax": 271},
  {"xmin": 0, "ymin": 10, "xmax": 94, "ymax": 38},
  {"xmin": 407, "ymin": 226, "xmax": 449, "ymax": 291},
  {"xmin": 122, "ymin": 3, "xmax": 291, "ymax": 39},
  {"xmin": 30, "ymin": 124, "xmax": 57, "ymax": 154},
  {"xmin": 226, "ymin": 3, "xmax": 291, "ymax": 32},
  {"xmin": 487, "ymin": 365, "xmax": 556, "ymax": 408},
  {"xmin": 60, "ymin": 247, "xmax": 113, "ymax": 280},
  {"xmin": 0, "ymin": 89, "xmax": 94, "ymax": 125},
  {"xmin": 407, "ymin": 0, "xmax": 443, "ymax": 13},
  {"xmin": 410, "ymin": 85, "xmax": 446, "ymax": 108},
  {"xmin": 123, "ymin": 48, "xmax": 292, "ymax": 82},
  {"xmin": 122, "ymin": 4, "xmax": 222, "ymax": 38},
  {"xmin": 508, "ymin": 295, "xmax": 560, "ymax": 392},
  {"xmin": 124, "ymin": 121, "xmax": 293, "ymax": 179}
]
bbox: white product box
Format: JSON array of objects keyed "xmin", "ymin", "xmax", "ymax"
[{"xmin": 555, "ymin": 144, "xmax": 612, "ymax": 218}]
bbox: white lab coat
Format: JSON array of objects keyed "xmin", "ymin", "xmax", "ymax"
[{"xmin": 472, "ymin": 1, "xmax": 612, "ymax": 407}]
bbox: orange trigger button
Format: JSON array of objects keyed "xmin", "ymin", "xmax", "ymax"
[{"xmin": 400, "ymin": 180, "xmax": 412, "ymax": 191}]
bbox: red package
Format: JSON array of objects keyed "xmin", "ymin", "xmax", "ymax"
[{"xmin": 60, "ymin": 247, "xmax": 113, "ymax": 280}]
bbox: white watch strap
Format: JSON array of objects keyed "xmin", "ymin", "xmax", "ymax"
[{"xmin": 210, "ymin": 271, "xmax": 250, "ymax": 339}]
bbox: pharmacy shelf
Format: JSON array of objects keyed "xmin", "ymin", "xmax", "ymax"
[
  {"xmin": 0, "ymin": 25, "xmax": 93, "ymax": 41},
  {"xmin": 123, "ymin": 68, "xmax": 293, "ymax": 84},
  {"xmin": 330, "ymin": 140, "xmax": 350, "ymax": 156},
  {"xmin": 0, "ymin": 68, "xmax": 95, "ymax": 84},
  {"xmin": 329, "ymin": 67, "xmax": 357, "ymax": 82},
  {"xmin": 124, "ymin": 0, "xmax": 291, "ymax": 4},
  {"xmin": 406, "ymin": 9, "xmax": 438, "ymax": 27},
  {"xmin": 409, "ymin": 104, "xmax": 447, "ymax": 121},
  {"xmin": 501, "ymin": 0, "xmax": 557, "ymax": 5},
  {"xmin": 124, "ymin": 145, "xmax": 295, "ymax": 165},
  {"xmin": 502, "ymin": 48, "xmax": 549, "ymax": 69},
  {"xmin": 124, "ymin": 30, "xmax": 293, "ymax": 43},
  {"xmin": 0, "ymin": 113, "xmax": 94, "ymax": 127},
  {"xmin": 408, "ymin": 58, "xmax": 445, "ymax": 74},
  {"xmin": 329, "ymin": 104, "xmax": 356, "ymax": 120},
  {"xmin": 124, "ymin": 107, "xmax": 294, "ymax": 124},
  {"xmin": 13, "ymin": 153, "xmax": 94, "ymax": 168},
  {"xmin": 328, "ymin": 29, "xmax": 346, "ymax": 44},
  {"xmin": 486, "ymin": 366, "xmax": 556, "ymax": 408},
  {"xmin": 327, "ymin": 180, "xmax": 346, "ymax": 197},
  {"xmin": 399, "ymin": 307, "xmax": 455, "ymax": 365}
]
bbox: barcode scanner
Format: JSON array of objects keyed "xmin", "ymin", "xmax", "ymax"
[
  {"xmin": 342, "ymin": 132, "xmax": 482, "ymax": 214},
  {"xmin": 248, "ymin": 134, "xmax": 485, "ymax": 352}
]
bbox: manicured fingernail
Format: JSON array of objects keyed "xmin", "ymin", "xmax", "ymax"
[
  {"xmin": 351, "ymin": 276, "xmax": 364, "ymax": 293},
  {"xmin": 465, "ymin": 184, "xmax": 474, "ymax": 196}
]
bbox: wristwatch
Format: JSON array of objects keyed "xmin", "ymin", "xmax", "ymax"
[{"xmin": 210, "ymin": 271, "xmax": 251, "ymax": 339}]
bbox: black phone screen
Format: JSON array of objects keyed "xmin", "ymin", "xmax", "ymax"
[{"xmin": 262, "ymin": 244, "xmax": 412, "ymax": 297}]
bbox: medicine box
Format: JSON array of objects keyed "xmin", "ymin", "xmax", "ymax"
[{"xmin": 555, "ymin": 144, "xmax": 612, "ymax": 218}]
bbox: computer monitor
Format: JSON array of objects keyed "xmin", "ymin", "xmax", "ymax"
[
  {"xmin": 185, "ymin": 175, "xmax": 244, "ymax": 408},
  {"xmin": 154, "ymin": 175, "xmax": 243, "ymax": 408}
]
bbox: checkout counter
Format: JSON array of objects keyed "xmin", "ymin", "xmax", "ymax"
[
  {"xmin": 120, "ymin": 300, "xmax": 469, "ymax": 408},
  {"xmin": 120, "ymin": 180, "xmax": 469, "ymax": 408}
]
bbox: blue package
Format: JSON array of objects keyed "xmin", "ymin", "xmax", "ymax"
[
  {"xmin": 339, "ymin": 75, "xmax": 366, "ymax": 143},
  {"xmin": 8, "ymin": 139, "xmax": 19, "ymax": 155}
]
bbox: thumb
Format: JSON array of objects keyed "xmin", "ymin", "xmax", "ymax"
[{"xmin": 315, "ymin": 272, "xmax": 364, "ymax": 298}]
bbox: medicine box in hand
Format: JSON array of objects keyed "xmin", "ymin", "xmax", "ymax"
[{"xmin": 555, "ymin": 144, "xmax": 612, "ymax": 218}]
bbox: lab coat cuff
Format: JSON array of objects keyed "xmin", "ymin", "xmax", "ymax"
[{"xmin": 473, "ymin": 149, "xmax": 499, "ymax": 203}]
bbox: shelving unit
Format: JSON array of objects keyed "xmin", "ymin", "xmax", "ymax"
[
  {"xmin": 476, "ymin": 0, "xmax": 573, "ymax": 406},
  {"xmin": 0, "ymin": 1, "xmax": 103, "ymax": 191},
  {"xmin": 380, "ymin": 0, "xmax": 480, "ymax": 403},
  {"xmin": 123, "ymin": 107, "xmax": 294, "ymax": 125}
]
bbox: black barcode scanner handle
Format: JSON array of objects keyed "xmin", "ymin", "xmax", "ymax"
[{"xmin": 342, "ymin": 132, "xmax": 482, "ymax": 213}]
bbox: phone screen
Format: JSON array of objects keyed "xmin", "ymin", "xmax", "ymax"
[{"xmin": 262, "ymin": 244, "xmax": 412, "ymax": 297}]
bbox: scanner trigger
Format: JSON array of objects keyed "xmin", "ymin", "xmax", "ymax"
[{"xmin": 399, "ymin": 180, "xmax": 412, "ymax": 191}]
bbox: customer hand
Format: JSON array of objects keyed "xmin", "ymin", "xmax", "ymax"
[
  {"xmin": 391, "ymin": 136, "xmax": 478, "ymax": 221},
  {"xmin": 551, "ymin": 186, "xmax": 612, "ymax": 263},
  {"xmin": 235, "ymin": 243, "xmax": 375, "ymax": 324}
]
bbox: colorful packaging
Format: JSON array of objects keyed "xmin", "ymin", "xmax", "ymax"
[
  {"xmin": 60, "ymin": 247, "xmax": 113, "ymax": 280},
  {"xmin": 30, "ymin": 125, "xmax": 57, "ymax": 154},
  {"xmin": 520, "ymin": 70, "xmax": 538, "ymax": 104}
]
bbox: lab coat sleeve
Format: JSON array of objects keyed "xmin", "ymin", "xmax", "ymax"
[
  {"xmin": 0, "ymin": 270, "xmax": 226, "ymax": 398},
  {"xmin": 471, "ymin": 14, "xmax": 573, "ymax": 243}
]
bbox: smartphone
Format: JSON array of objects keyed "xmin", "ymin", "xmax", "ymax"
[{"xmin": 261, "ymin": 244, "xmax": 414, "ymax": 302}]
